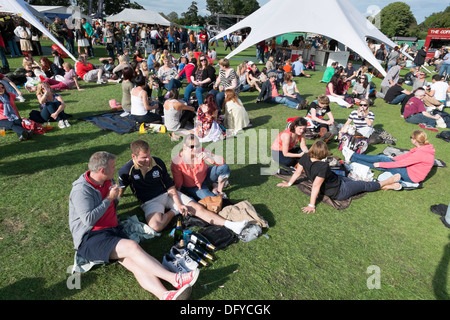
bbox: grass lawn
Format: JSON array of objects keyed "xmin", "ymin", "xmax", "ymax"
[{"xmin": 0, "ymin": 40, "xmax": 449, "ymax": 301}]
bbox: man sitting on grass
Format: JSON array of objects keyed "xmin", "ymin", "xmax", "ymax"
[
  {"xmin": 256, "ymin": 72, "xmax": 304, "ymax": 109},
  {"xmin": 69, "ymin": 151, "xmax": 198, "ymax": 300},
  {"xmin": 75, "ymin": 54, "xmax": 106, "ymax": 84},
  {"xmin": 118, "ymin": 140, "xmax": 248, "ymax": 234}
]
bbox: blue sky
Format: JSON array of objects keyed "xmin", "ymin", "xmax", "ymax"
[{"xmin": 140, "ymin": 0, "xmax": 448, "ymax": 24}]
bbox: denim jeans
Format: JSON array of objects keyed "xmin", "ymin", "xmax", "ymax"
[
  {"xmin": 163, "ymin": 78, "xmax": 182, "ymax": 92},
  {"xmin": 405, "ymin": 113, "xmax": 436, "ymax": 127},
  {"xmin": 184, "ymin": 83, "xmax": 208, "ymax": 105},
  {"xmin": 388, "ymin": 93, "xmax": 407, "ymax": 105},
  {"xmin": 272, "ymin": 147, "xmax": 301, "ymax": 168},
  {"xmin": 272, "ymin": 96, "xmax": 299, "ymax": 109},
  {"xmin": 180, "ymin": 164, "xmax": 231, "ymax": 200},
  {"xmin": 40, "ymin": 101, "xmax": 67, "ymax": 122},
  {"xmin": 439, "ymin": 64, "xmax": 450, "ymax": 76},
  {"xmin": 0, "ymin": 118, "xmax": 25, "ymax": 137},
  {"xmin": 6, "ymin": 40, "xmax": 21, "ymax": 57},
  {"xmin": 0, "ymin": 46, "xmax": 10, "ymax": 70},
  {"xmin": 335, "ymin": 176, "xmax": 380, "ymax": 200},
  {"xmin": 285, "ymin": 92, "xmax": 305, "ymax": 104},
  {"xmin": 350, "ymin": 153, "xmax": 413, "ymax": 183},
  {"xmin": 209, "ymin": 89, "xmax": 225, "ymax": 112}
]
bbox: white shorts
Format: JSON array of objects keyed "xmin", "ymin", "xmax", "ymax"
[{"xmin": 140, "ymin": 191, "xmax": 193, "ymax": 219}]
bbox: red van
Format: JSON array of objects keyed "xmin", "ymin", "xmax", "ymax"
[{"xmin": 424, "ymin": 29, "xmax": 450, "ymax": 59}]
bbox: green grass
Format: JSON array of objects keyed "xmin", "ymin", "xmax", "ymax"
[{"xmin": 0, "ymin": 40, "xmax": 449, "ymax": 301}]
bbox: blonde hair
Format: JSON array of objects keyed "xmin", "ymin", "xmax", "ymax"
[
  {"xmin": 63, "ymin": 62, "xmax": 73, "ymax": 69},
  {"xmin": 411, "ymin": 130, "xmax": 429, "ymax": 146},
  {"xmin": 317, "ymin": 95, "xmax": 330, "ymax": 105}
]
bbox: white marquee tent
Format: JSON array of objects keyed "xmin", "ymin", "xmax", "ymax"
[
  {"xmin": 211, "ymin": 0, "xmax": 398, "ymax": 76},
  {"xmin": 106, "ymin": 8, "xmax": 171, "ymax": 26},
  {"xmin": 0, "ymin": 0, "xmax": 77, "ymax": 62}
]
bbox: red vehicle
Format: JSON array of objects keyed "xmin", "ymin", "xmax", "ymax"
[{"xmin": 424, "ymin": 28, "xmax": 450, "ymax": 59}]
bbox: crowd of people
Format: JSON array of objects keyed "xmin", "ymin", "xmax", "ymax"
[{"xmin": 2, "ymin": 14, "xmax": 450, "ymax": 300}]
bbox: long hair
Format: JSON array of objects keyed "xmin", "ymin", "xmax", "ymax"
[
  {"xmin": 224, "ymin": 89, "xmax": 240, "ymax": 106},
  {"xmin": 203, "ymin": 94, "xmax": 217, "ymax": 115}
]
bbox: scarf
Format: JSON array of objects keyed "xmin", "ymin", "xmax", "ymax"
[{"xmin": 0, "ymin": 94, "xmax": 19, "ymax": 122}]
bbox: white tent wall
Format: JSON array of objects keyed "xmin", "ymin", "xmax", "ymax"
[
  {"xmin": 0, "ymin": 0, "xmax": 78, "ymax": 62},
  {"xmin": 106, "ymin": 8, "xmax": 171, "ymax": 26},
  {"xmin": 211, "ymin": 0, "xmax": 398, "ymax": 77}
]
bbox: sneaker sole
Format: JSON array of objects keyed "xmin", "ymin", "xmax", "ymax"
[{"xmin": 173, "ymin": 284, "xmax": 192, "ymax": 300}]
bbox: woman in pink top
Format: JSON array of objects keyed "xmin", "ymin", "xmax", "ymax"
[
  {"xmin": 171, "ymin": 134, "xmax": 231, "ymax": 200},
  {"xmin": 343, "ymin": 129, "xmax": 435, "ymax": 184},
  {"xmin": 271, "ymin": 117, "xmax": 309, "ymax": 168}
]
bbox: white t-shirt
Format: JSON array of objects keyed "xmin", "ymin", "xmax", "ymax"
[{"xmin": 430, "ymin": 81, "xmax": 449, "ymax": 102}]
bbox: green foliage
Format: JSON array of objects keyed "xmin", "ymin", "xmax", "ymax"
[
  {"xmin": 380, "ymin": 2, "xmax": 417, "ymax": 37},
  {"xmin": 417, "ymin": 6, "xmax": 450, "ymax": 39}
]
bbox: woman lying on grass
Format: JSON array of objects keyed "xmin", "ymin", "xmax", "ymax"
[{"xmin": 277, "ymin": 140, "xmax": 402, "ymax": 213}]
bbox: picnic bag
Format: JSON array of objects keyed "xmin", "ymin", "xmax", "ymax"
[
  {"xmin": 198, "ymin": 195, "xmax": 223, "ymax": 214},
  {"xmin": 200, "ymin": 225, "xmax": 238, "ymax": 250},
  {"xmin": 338, "ymin": 133, "xmax": 368, "ymax": 154}
]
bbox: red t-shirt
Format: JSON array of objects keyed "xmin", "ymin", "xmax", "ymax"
[
  {"xmin": 75, "ymin": 62, "xmax": 94, "ymax": 79},
  {"xmin": 85, "ymin": 171, "xmax": 118, "ymax": 231}
]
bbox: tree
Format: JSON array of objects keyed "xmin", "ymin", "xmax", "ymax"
[
  {"xmin": 380, "ymin": 2, "xmax": 417, "ymax": 37},
  {"xmin": 180, "ymin": 1, "xmax": 205, "ymax": 26},
  {"xmin": 27, "ymin": 0, "xmax": 71, "ymax": 5},
  {"xmin": 73, "ymin": 0, "xmax": 143, "ymax": 16},
  {"xmin": 206, "ymin": 0, "xmax": 259, "ymax": 16},
  {"xmin": 166, "ymin": 11, "xmax": 179, "ymax": 22}
]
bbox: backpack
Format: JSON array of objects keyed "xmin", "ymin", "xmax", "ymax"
[
  {"xmin": 21, "ymin": 118, "xmax": 51, "ymax": 134},
  {"xmin": 200, "ymin": 225, "xmax": 238, "ymax": 250},
  {"xmin": 338, "ymin": 133, "xmax": 368, "ymax": 154},
  {"xmin": 436, "ymin": 131, "xmax": 450, "ymax": 143}
]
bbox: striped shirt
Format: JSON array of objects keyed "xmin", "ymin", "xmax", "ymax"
[{"xmin": 348, "ymin": 110, "xmax": 375, "ymax": 131}]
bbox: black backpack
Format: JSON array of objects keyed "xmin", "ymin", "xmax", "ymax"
[{"xmin": 436, "ymin": 131, "xmax": 450, "ymax": 143}]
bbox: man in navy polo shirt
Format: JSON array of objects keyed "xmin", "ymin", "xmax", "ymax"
[{"xmin": 118, "ymin": 140, "xmax": 248, "ymax": 234}]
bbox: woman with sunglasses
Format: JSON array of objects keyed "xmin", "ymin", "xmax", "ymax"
[
  {"xmin": 171, "ymin": 134, "xmax": 231, "ymax": 200},
  {"xmin": 183, "ymin": 54, "xmax": 216, "ymax": 106},
  {"xmin": 339, "ymin": 99, "xmax": 375, "ymax": 139},
  {"xmin": 0, "ymin": 84, "xmax": 32, "ymax": 141},
  {"xmin": 351, "ymin": 75, "xmax": 370, "ymax": 101}
]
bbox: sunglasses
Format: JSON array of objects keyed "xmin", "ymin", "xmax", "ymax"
[
  {"xmin": 200, "ymin": 59, "xmax": 206, "ymax": 62},
  {"xmin": 188, "ymin": 144, "xmax": 200, "ymax": 149},
  {"xmin": 360, "ymin": 104, "xmax": 368, "ymax": 106}
]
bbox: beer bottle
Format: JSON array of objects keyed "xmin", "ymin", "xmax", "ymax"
[
  {"xmin": 187, "ymin": 249, "xmax": 208, "ymax": 267},
  {"xmin": 174, "ymin": 216, "xmax": 185, "ymax": 248},
  {"xmin": 187, "ymin": 242, "xmax": 214, "ymax": 261},
  {"xmin": 189, "ymin": 231, "xmax": 216, "ymax": 251}
]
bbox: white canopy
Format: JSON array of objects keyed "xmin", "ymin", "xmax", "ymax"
[
  {"xmin": 211, "ymin": 0, "xmax": 398, "ymax": 76},
  {"xmin": 106, "ymin": 8, "xmax": 171, "ymax": 26},
  {"xmin": 0, "ymin": 0, "xmax": 77, "ymax": 62}
]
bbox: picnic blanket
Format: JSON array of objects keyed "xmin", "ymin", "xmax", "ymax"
[
  {"xmin": 81, "ymin": 111, "xmax": 138, "ymax": 134},
  {"xmin": 275, "ymin": 172, "xmax": 366, "ymax": 210}
]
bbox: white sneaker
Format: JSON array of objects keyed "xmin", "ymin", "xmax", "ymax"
[
  {"xmin": 17, "ymin": 95, "xmax": 26, "ymax": 102},
  {"xmin": 96, "ymin": 80, "xmax": 103, "ymax": 84},
  {"xmin": 342, "ymin": 146, "xmax": 354, "ymax": 163},
  {"xmin": 58, "ymin": 120, "xmax": 66, "ymax": 128},
  {"xmin": 64, "ymin": 120, "xmax": 71, "ymax": 127},
  {"xmin": 120, "ymin": 111, "xmax": 130, "ymax": 117},
  {"xmin": 170, "ymin": 246, "xmax": 199, "ymax": 271},
  {"xmin": 437, "ymin": 104, "xmax": 445, "ymax": 112}
]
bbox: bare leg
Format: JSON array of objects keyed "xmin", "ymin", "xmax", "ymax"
[
  {"xmin": 379, "ymin": 173, "xmax": 401, "ymax": 190},
  {"xmin": 146, "ymin": 210, "xmax": 175, "ymax": 232},
  {"xmin": 110, "ymin": 239, "xmax": 179, "ymax": 299}
]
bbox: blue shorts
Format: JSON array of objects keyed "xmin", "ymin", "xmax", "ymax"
[{"xmin": 77, "ymin": 227, "xmax": 128, "ymax": 263}]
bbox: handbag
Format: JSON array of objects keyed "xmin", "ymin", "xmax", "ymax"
[{"xmin": 198, "ymin": 195, "xmax": 223, "ymax": 214}]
